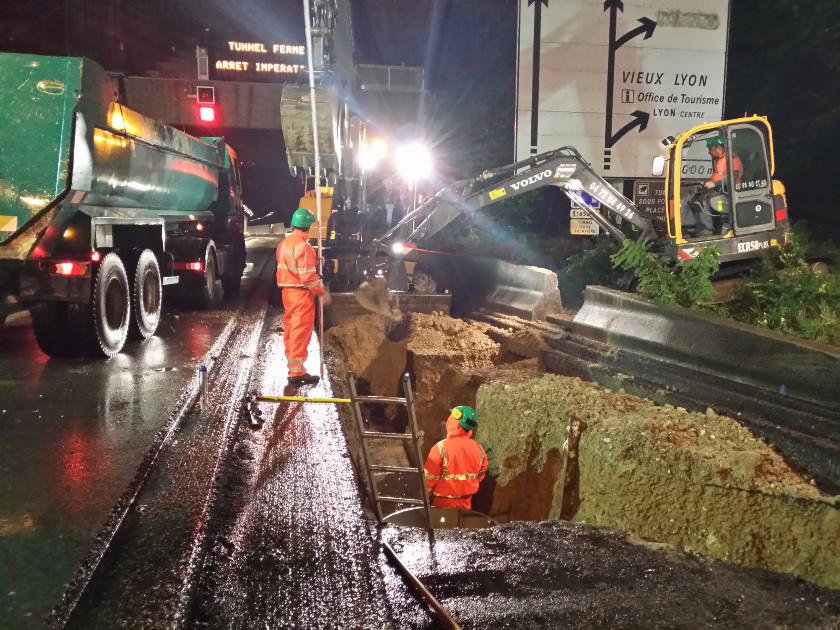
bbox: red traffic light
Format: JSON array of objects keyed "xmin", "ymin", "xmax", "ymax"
[{"xmin": 199, "ymin": 105, "xmax": 216, "ymax": 123}]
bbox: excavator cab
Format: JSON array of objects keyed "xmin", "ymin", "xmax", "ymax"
[{"xmin": 666, "ymin": 116, "xmax": 782, "ymax": 251}]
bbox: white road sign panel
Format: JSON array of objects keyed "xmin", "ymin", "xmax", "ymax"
[{"xmin": 517, "ymin": 0, "xmax": 729, "ymax": 177}]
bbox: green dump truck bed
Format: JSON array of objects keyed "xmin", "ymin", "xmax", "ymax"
[{"xmin": 0, "ymin": 52, "xmax": 224, "ymax": 260}]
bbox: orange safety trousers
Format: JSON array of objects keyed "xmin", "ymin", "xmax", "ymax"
[
  {"xmin": 282, "ymin": 287, "xmax": 315, "ymax": 376},
  {"xmin": 276, "ymin": 229, "xmax": 324, "ymax": 376}
]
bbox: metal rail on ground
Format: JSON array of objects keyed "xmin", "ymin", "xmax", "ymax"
[{"xmin": 347, "ymin": 372, "xmax": 433, "ymax": 532}]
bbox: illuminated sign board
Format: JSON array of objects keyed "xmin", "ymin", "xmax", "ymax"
[{"xmin": 211, "ymin": 40, "xmax": 307, "ymax": 81}]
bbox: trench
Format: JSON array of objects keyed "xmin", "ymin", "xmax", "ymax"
[{"xmin": 323, "ymin": 312, "xmax": 840, "ymax": 591}]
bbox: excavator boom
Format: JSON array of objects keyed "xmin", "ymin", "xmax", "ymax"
[{"xmin": 374, "ymin": 147, "xmax": 656, "ymax": 250}]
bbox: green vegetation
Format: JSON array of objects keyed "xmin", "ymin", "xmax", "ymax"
[
  {"xmin": 611, "ymin": 240, "xmax": 721, "ymax": 309},
  {"xmin": 725, "ymin": 231, "xmax": 840, "ymax": 345},
  {"xmin": 610, "ymin": 227, "xmax": 840, "ymax": 347}
]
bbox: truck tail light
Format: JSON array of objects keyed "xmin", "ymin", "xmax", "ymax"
[
  {"xmin": 775, "ymin": 208, "xmax": 787, "ymax": 221},
  {"xmin": 168, "ymin": 261, "xmax": 204, "ymax": 271},
  {"xmin": 90, "ymin": 250, "xmax": 102, "ymax": 262},
  {"xmin": 52, "ymin": 261, "xmax": 89, "ymax": 276}
]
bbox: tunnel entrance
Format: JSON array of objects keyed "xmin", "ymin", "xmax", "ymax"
[{"xmin": 324, "ymin": 313, "xmax": 840, "ymax": 590}]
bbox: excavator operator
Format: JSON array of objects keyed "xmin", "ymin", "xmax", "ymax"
[
  {"xmin": 689, "ymin": 137, "xmax": 742, "ymax": 236},
  {"xmin": 276, "ymin": 208, "xmax": 331, "ymax": 385}
]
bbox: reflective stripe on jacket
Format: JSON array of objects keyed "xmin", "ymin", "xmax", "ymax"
[
  {"xmin": 276, "ymin": 229, "xmax": 325, "ymax": 295},
  {"xmin": 424, "ymin": 436, "xmax": 487, "ymax": 500}
]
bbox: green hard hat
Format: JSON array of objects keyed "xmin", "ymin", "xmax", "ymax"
[
  {"xmin": 450, "ymin": 406, "xmax": 478, "ymax": 431},
  {"xmin": 706, "ymin": 137, "xmax": 725, "ymax": 148},
  {"xmin": 291, "ymin": 207, "xmax": 316, "ymax": 228}
]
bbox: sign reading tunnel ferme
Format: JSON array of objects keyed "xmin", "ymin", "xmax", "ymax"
[
  {"xmin": 211, "ymin": 40, "xmax": 307, "ymax": 81},
  {"xmin": 516, "ymin": 0, "xmax": 729, "ymax": 177}
]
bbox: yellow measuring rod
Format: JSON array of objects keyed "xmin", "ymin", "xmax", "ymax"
[{"xmin": 257, "ymin": 395, "xmax": 351, "ymax": 404}]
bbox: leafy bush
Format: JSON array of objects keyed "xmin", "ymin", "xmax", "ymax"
[
  {"xmin": 725, "ymin": 230, "xmax": 840, "ymax": 345},
  {"xmin": 610, "ymin": 240, "xmax": 721, "ymax": 309}
]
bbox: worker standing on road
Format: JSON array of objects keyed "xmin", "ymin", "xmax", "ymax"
[
  {"xmin": 276, "ymin": 208, "xmax": 331, "ymax": 385},
  {"xmin": 424, "ymin": 406, "xmax": 488, "ymax": 510}
]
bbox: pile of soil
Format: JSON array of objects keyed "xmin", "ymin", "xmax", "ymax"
[
  {"xmin": 324, "ymin": 313, "xmax": 538, "ymax": 453},
  {"xmin": 476, "ymin": 373, "xmax": 840, "ymax": 589}
]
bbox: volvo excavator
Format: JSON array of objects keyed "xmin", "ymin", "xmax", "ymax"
[
  {"xmin": 379, "ymin": 116, "xmax": 786, "ymax": 270},
  {"xmin": 346, "ymin": 116, "xmax": 790, "ymax": 316}
]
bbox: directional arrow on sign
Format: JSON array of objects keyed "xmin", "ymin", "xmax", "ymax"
[
  {"xmin": 614, "ymin": 17, "xmax": 656, "ymax": 50},
  {"xmin": 603, "ymin": 0, "xmax": 657, "ymax": 149},
  {"xmin": 529, "ymin": 0, "xmax": 549, "ymax": 155}
]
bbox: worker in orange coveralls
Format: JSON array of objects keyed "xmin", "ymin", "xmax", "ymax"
[
  {"xmin": 276, "ymin": 208, "xmax": 331, "ymax": 385},
  {"xmin": 424, "ymin": 406, "xmax": 488, "ymax": 510}
]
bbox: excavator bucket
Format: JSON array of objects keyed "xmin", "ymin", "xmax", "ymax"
[{"xmin": 353, "ymin": 277, "xmax": 402, "ymax": 321}]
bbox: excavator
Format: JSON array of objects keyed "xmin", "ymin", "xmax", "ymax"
[{"xmin": 352, "ymin": 115, "xmax": 790, "ymax": 316}]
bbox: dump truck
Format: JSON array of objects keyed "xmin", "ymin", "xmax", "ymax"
[{"xmin": 0, "ymin": 52, "xmax": 247, "ymax": 357}]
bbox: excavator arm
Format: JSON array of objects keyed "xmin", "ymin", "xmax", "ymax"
[{"xmin": 374, "ymin": 146, "xmax": 657, "ymax": 250}]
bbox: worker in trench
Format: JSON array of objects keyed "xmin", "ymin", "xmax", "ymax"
[
  {"xmin": 276, "ymin": 208, "xmax": 331, "ymax": 385},
  {"xmin": 424, "ymin": 406, "xmax": 488, "ymax": 510}
]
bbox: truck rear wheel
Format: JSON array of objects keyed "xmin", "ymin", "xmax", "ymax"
[
  {"xmin": 221, "ymin": 238, "xmax": 246, "ymax": 297},
  {"xmin": 72, "ymin": 252, "xmax": 130, "ymax": 358},
  {"xmin": 30, "ymin": 300, "xmax": 77, "ymax": 357},
  {"xmin": 191, "ymin": 243, "xmax": 217, "ymax": 310},
  {"xmin": 129, "ymin": 249, "xmax": 162, "ymax": 340}
]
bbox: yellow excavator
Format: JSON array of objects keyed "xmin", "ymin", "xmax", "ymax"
[
  {"xmin": 376, "ymin": 115, "xmax": 788, "ymax": 270},
  {"xmin": 347, "ymin": 116, "xmax": 792, "ymax": 317}
]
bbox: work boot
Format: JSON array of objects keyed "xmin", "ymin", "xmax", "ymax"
[{"xmin": 288, "ymin": 373, "xmax": 320, "ymax": 385}]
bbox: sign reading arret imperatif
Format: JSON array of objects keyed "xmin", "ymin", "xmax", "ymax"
[{"xmin": 211, "ymin": 41, "xmax": 307, "ymax": 80}]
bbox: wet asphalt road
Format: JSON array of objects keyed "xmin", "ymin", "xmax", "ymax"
[
  {"xmin": 0, "ymin": 237, "xmax": 279, "ymax": 629},
  {"xmin": 3, "ymin": 236, "xmax": 839, "ymax": 629},
  {"xmin": 190, "ymin": 321, "xmax": 395, "ymax": 628}
]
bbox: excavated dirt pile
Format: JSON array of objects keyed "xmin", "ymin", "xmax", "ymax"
[
  {"xmin": 478, "ymin": 373, "xmax": 840, "ymax": 590},
  {"xmin": 324, "ymin": 313, "xmax": 840, "ymax": 592},
  {"xmin": 324, "ymin": 313, "xmax": 542, "ymax": 455}
]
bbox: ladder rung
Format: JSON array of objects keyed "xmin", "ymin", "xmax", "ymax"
[
  {"xmin": 370, "ymin": 464, "xmax": 422, "ymax": 473},
  {"xmin": 361, "ymin": 431, "xmax": 413, "ymax": 441},
  {"xmin": 376, "ymin": 496, "xmax": 425, "ymax": 505}
]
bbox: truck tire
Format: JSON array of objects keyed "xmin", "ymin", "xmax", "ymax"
[
  {"xmin": 221, "ymin": 238, "xmax": 246, "ymax": 297},
  {"xmin": 30, "ymin": 300, "xmax": 78, "ymax": 357},
  {"xmin": 192, "ymin": 243, "xmax": 217, "ymax": 310},
  {"xmin": 128, "ymin": 249, "xmax": 162, "ymax": 340},
  {"xmin": 71, "ymin": 252, "xmax": 130, "ymax": 358}
]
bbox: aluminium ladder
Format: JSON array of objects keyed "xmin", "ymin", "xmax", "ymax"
[{"xmin": 346, "ymin": 371, "xmax": 433, "ymax": 531}]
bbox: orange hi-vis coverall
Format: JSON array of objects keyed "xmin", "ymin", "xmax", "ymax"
[
  {"xmin": 711, "ymin": 152, "xmax": 743, "ymax": 185},
  {"xmin": 276, "ymin": 229, "xmax": 325, "ymax": 377},
  {"xmin": 424, "ymin": 418, "xmax": 488, "ymax": 509}
]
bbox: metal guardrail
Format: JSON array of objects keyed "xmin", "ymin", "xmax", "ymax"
[{"xmin": 575, "ymin": 286, "xmax": 840, "ymax": 411}]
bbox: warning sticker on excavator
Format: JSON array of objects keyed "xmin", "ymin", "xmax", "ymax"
[{"xmin": 489, "ymin": 188, "xmax": 506, "ymax": 200}]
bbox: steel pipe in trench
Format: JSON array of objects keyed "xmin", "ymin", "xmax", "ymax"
[{"xmin": 382, "ymin": 540, "xmax": 461, "ymax": 630}]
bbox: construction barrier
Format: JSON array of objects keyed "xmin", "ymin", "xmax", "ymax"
[
  {"xmin": 408, "ymin": 250, "xmax": 564, "ymax": 321},
  {"xmin": 575, "ymin": 286, "xmax": 840, "ymax": 410}
]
